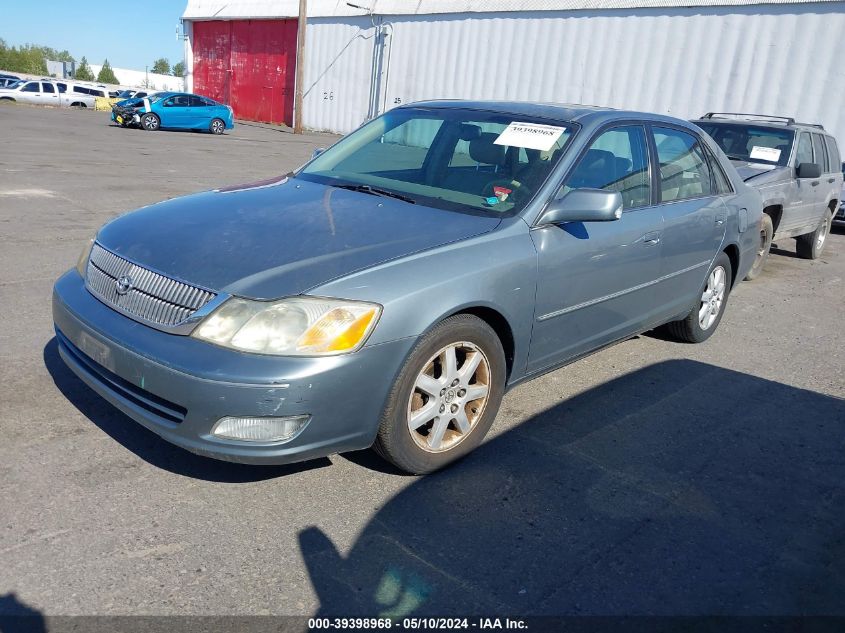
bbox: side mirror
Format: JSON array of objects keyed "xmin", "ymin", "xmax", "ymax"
[
  {"xmin": 797, "ymin": 162, "xmax": 821, "ymax": 179},
  {"xmin": 537, "ymin": 189, "xmax": 623, "ymax": 225},
  {"xmin": 312, "ymin": 148, "xmax": 325, "ymax": 159}
]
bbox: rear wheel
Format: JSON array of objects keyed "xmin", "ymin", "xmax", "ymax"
[
  {"xmin": 140, "ymin": 113, "xmax": 160, "ymax": 131},
  {"xmin": 374, "ymin": 314, "xmax": 506, "ymax": 474},
  {"xmin": 795, "ymin": 211, "xmax": 832, "ymax": 259},
  {"xmin": 744, "ymin": 214, "xmax": 773, "ymax": 280},
  {"xmin": 209, "ymin": 118, "xmax": 225, "ymax": 135},
  {"xmin": 666, "ymin": 252, "xmax": 732, "ymax": 344}
]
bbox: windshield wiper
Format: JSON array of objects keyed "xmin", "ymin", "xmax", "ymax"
[
  {"xmin": 334, "ymin": 183, "xmax": 416, "ymax": 204},
  {"xmin": 725, "ymin": 153, "xmax": 746, "ymax": 161}
]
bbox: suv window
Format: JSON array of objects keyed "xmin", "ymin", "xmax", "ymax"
[
  {"xmin": 796, "ymin": 133, "xmax": 813, "ymax": 166},
  {"xmin": 812, "ymin": 134, "xmax": 829, "ymax": 172},
  {"xmin": 824, "ymin": 136, "xmax": 841, "ymax": 173},
  {"xmin": 21, "ymin": 82, "xmax": 40, "ymax": 93},
  {"xmin": 56, "ymin": 82, "xmax": 67, "ymax": 93},
  {"xmin": 73, "ymin": 86, "xmax": 90, "ymax": 95},
  {"xmin": 41, "ymin": 83, "xmax": 55, "ymax": 94},
  {"xmin": 562, "ymin": 125, "xmax": 651, "ymax": 209},
  {"xmin": 188, "ymin": 95, "xmax": 207, "ymax": 107},
  {"xmin": 653, "ymin": 127, "xmax": 713, "ymax": 202}
]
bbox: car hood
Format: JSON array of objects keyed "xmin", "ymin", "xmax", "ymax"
[
  {"xmin": 95, "ymin": 176, "xmax": 502, "ymax": 300},
  {"xmin": 730, "ymin": 159, "xmax": 786, "ymax": 182}
]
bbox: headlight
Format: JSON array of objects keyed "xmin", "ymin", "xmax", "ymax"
[
  {"xmin": 192, "ymin": 296, "xmax": 381, "ymax": 356},
  {"xmin": 76, "ymin": 237, "xmax": 95, "ymax": 277}
]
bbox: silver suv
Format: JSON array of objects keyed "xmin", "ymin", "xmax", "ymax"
[{"xmin": 693, "ymin": 113, "xmax": 841, "ymax": 278}]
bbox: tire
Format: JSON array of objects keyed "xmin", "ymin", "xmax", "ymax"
[
  {"xmin": 744, "ymin": 214, "xmax": 773, "ymax": 280},
  {"xmin": 373, "ymin": 314, "xmax": 506, "ymax": 474},
  {"xmin": 666, "ymin": 252, "xmax": 732, "ymax": 344},
  {"xmin": 209, "ymin": 118, "xmax": 226, "ymax": 135},
  {"xmin": 140, "ymin": 113, "xmax": 160, "ymax": 131},
  {"xmin": 795, "ymin": 210, "xmax": 832, "ymax": 260},
  {"xmin": 0, "ymin": 97, "xmax": 15, "ymax": 104}
]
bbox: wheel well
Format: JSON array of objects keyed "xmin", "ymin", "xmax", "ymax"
[
  {"xmin": 829, "ymin": 199, "xmax": 838, "ymax": 213},
  {"xmin": 451, "ymin": 306, "xmax": 515, "ymax": 380},
  {"xmin": 763, "ymin": 204, "xmax": 783, "ymax": 234},
  {"xmin": 0, "ymin": 96, "xmax": 14, "ymax": 101},
  {"xmin": 723, "ymin": 244, "xmax": 740, "ymax": 288}
]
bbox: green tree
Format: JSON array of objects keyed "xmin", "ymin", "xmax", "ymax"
[
  {"xmin": 172, "ymin": 60, "xmax": 185, "ymax": 77},
  {"xmin": 74, "ymin": 56, "xmax": 94, "ymax": 81},
  {"xmin": 96, "ymin": 59, "xmax": 118, "ymax": 84},
  {"xmin": 151, "ymin": 57, "xmax": 170, "ymax": 75}
]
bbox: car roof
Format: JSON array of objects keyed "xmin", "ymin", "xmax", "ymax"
[
  {"xmin": 691, "ymin": 116, "xmax": 829, "ymax": 136},
  {"xmin": 403, "ymin": 99, "xmax": 698, "ymax": 129}
]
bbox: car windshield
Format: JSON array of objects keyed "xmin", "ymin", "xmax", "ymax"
[
  {"xmin": 296, "ymin": 107, "xmax": 574, "ymax": 215},
  {"xmin": 116, "ymin": 90, "xmax": 134, "ymax": 98},
  {"xmin": 698, "ymin": 122, "xmax": 794, "ymax": 167}
]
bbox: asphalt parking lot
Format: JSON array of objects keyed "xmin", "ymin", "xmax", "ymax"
[{"xmin": 1, "ymin": 105, "xmax": 844, "ymax": 618}]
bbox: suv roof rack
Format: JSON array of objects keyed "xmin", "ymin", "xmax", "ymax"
[
  {"xmin": 795, "ymin": 122, "xmax": 825, "ymax": 130},
  {"xmin": 700, "ymin": 112, "xmax": 795, "ymax": 125}
]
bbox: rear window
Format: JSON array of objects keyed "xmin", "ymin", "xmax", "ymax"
[{"xmin": 812, "ymin": 134, "xmax": 829, "ymax": 172}]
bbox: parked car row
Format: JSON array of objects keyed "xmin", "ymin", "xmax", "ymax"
[
  {"xmin": 110, "ymin": 91, "xmax": 234, "ymax": 134},
  {"xmin": 0, "ymin": 77, "xmax": 112, "ymax": 108},
  {"xmin": 55, "ymin": 101, "xmax": 778, "ymax": 475}
]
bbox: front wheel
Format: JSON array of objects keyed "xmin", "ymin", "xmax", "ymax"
[
  {"xmin": 744, "ymin": 214, "xmax": 773, "ymax": 280},
  {"xmin": 374, "ymin": 314, "xmax": 506, "ymax": 474},
  {"xmin": 795, "ymin": 211, "xmax": 832, "ymax": 259},
  {"xmin": 209, "ymin": 118, "xmax": 226, "ymax": 135},
  {"xmin": 140, "ymin": 113, "xmax": 160, "ymax": 131},
  {"xmin": 666, "ymin": 252, "xmax": 732, "ymax": 344}
]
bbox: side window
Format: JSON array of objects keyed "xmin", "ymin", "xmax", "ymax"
[
  {"xmin": 653, "ymin": 127, "xmax": 714, "ymax": 202},
  {"xmin": 163, "ymin": 97, "xmax": 177, "ymax": 107},
  {"xmin": 822, "ymin": 136, "xmax": 838, "ymax": 173},
  {"xmin": 812, "ymin": 134, "xmax": 829, "ymax": 172},
  {"xmin": 796, "ymin": 133, "xmax": 813, "ymax": 166},
  {"xmin": 189, "ymin": 95, "xmax": 207, "ymax": 107},
  {"xmin": 41, "ymin": 83, "xmax": 55, "ymax": 94},
  {"xmin": 21, "ymin": 82, "xmax": 40, "ymax": 93},
  {"xmin": 562, "ymin": 125, "xmax": 651, "ymax": 210},
  {"xmin": 57, "ymin": 83, "xmax": 67, "ymax": 93},
  {"xmin": 704, "ymin": 144, "xmax": 733, "ymax": 194}
]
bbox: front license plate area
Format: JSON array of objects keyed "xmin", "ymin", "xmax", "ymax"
[{"xmin": 77, "ymin": 331, "xmax": 114, "ymax": 372}]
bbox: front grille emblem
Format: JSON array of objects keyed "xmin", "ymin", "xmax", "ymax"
[{"xmin": 115, "ymin": 275, "xmax": 134, "ymax": 295}]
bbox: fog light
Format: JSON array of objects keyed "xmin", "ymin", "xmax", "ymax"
[{"xmin": 211, "ymin": 415, "xmax": 310, "ymax": 442}]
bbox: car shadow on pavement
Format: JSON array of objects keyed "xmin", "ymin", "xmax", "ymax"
[
  {"xmin": 0, "ymin": 593, "xmax": 46, "ymax": 633},
  {"xmin": 300, "ymin": 360, "xmax": 845, "ymax": 617},
  {"xmin": 43, "ymin": 338, "xmax": 331, "ymax": 482}
]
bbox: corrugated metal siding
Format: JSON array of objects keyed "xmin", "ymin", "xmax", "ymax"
[
  {"xmin": 183, "ymin": 0, "xmax": 840, "ymax": 19},
  {"xmin": 299, "ymin": 2, "xmax": 845, "ymax": 144}
]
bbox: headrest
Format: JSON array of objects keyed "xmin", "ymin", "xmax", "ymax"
[
  {"xmin": 458, "ymin": 124, "xmax": 482, "ymax": 141},
  {"xmin": 470, "ymin": 132, "xmax": 507, "ymax": 166},
  {"xmin": 582, "ymin": 149, "xmax": 615, "ymax": 170}
]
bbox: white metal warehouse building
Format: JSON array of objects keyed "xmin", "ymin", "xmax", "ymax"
[{"xmin": 182, "ymin": 0, "xmax": 845, "ymax": 142}]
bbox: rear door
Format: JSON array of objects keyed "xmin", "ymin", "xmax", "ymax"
[
  {"xmin": 650, "ymin": 125, "xmax": 728, "ymax": 320},
  {"xmin": 790, "ymin": 132, "xmax": 820, "ymax": 234},
  {"xmin": 528, "ymin": 123, "xmax": 664, "ymax": 372},
  {"xmin": 187, "ymin": 95, "xmax": 212, "ymax": 128},
  {"xmin": 39, "ymin": 82, "xmax": 60, "ymax": 106}
]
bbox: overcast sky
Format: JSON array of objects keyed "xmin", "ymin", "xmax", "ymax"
[{"xmin": 2, "ymin": 0, "xmax": 186, "ymax": 70}]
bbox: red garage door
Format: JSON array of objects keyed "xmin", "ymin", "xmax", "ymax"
[{"xmin": 193, "ymin": 19, "xmax": 297, "ymax": 126}]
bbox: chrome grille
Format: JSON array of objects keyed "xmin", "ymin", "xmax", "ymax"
[{"xmin": 86, "ymin": 243, "xmax": 216, "ymax": 328}]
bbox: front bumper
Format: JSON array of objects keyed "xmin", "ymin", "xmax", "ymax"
[{"xmin": 52, "ymin": 270, "xmax": 414, "ymax": 465}]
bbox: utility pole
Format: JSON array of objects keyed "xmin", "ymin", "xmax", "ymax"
[{"xmin": 293, "ymin": 0, "xmax": 307, "ymax": 134}]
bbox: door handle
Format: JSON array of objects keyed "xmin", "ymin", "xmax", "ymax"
[
  {"xmin": 811, "ymin": 181, "xmax": 820, "ymax": 187},
  {"xmin": 715, "ymin": 213, "xmax": 726, "ymax": 226},
  {"xmin": 828, "ymin": 178, "xmax": 836, "ymax": 183},
  {"xmin": 642, "ymin": 231, "xmax": 661, "ymax": 245}
]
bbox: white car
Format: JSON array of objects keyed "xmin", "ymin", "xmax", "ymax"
[{"xmin": 0, "ymin": 80, "xmax": 109, "ymax": 108}]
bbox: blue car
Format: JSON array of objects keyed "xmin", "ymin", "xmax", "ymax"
[
  {"xmin": 55, "ymin": 101, "xmax": 761, "ymax": 474},
  {"xmin": 111, "ymin": 91, "xmax": 234, "ymax": 134}
]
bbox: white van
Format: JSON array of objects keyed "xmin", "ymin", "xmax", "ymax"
[{"xmin": 0, "ymin": 80, "xmax": 109, "ymax": 108}]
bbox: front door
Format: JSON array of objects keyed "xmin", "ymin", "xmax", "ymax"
[{"xmin": 528, "ymin": 124, "xmax": 664, "ymax": 373}]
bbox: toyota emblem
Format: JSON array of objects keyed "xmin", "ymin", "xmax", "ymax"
[{"xmin": 115, "ymin": 275, "xmax": 134, "ymax": 296}]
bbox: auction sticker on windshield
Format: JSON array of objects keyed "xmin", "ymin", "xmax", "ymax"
[
  {"xmin": 495, "ymin": 122, "xmax": 565, "ymax": 151},
  {"xmin": 749, "ymin": 146, "xmax": 781, "ymax": 162}
]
